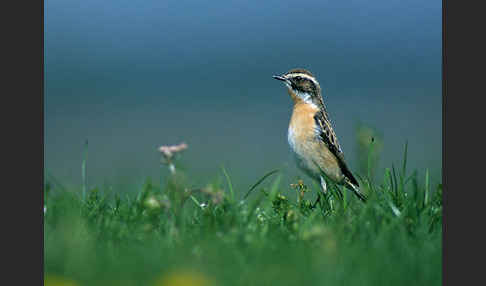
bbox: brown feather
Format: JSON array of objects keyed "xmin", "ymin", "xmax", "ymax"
[{"xmin": 314, "ymin": 109, "xmax": 359, "ymax": 187}]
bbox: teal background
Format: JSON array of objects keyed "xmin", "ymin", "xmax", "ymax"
[{"xmin": 44, "ymin": 0, "xmax": 441, "ymax": 192}]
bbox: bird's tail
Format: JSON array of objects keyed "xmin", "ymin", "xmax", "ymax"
[{"xmin": 345, "ymin": 180, "xmax": 367, "ymax": 202}]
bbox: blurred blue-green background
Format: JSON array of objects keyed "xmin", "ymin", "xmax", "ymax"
[{"xmin": 44, "ymin": 0, "xmax": 441, "ymax": 192}]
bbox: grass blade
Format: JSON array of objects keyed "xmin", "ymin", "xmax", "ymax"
[
  {"xmin": 367, "ymin": 138, "xmax": 375, "ymax": 181},
  {"xmin": 388, "ymin": 201, "xmax": 402, "ymax": 217},
  {"xmin": 424, "ymin": 168, "xmax": 430, "ymax": 206},
  {"xmin": 402, "ymin": 141, "xmax": 408, "ymax": 179},
  {"xmin": 391, "ymin": 164, "xmax": 398, "ymax": 196},
  {"xmin": 222, "ymin": 166, "xmax": 235, "ymax": 202},
  {"xmin": 243, "ymin": 169, "xmax": 279, "ymax": 199},
  {"xmin": 263, "ymin": 175, "xmax": 282, "ymax": 212},
  {"xmin": 82, "ymin": 139, "xmax": 88, "ymax": 201},
  {"xmin": 189, "ymin": 195, "xmax": 203, "ymax": 209},
  {"xmin": 384, "ymin": 168, "xmax": 392, "ymax": 192}
]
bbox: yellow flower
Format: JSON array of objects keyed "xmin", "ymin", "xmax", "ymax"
[
  {"xmin": 44, "ymin": 275, "xmax": 79, "ymax": 286},
  {"xmin": 153, "ymin": 270, "xmax": 213, "ymax": 286}
]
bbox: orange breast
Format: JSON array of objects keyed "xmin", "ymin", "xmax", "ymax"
[
  {"xmin": 288, "ymin": 102, "xmax": 344, "ymax": 182},
  {"xmin": 289, "ymin": 102, "xmax": 319, "ymax": 144}
]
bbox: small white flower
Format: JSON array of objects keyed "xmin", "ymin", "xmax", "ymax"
[
  {"xmin": 144, "ymin": 196, "xmax": 161, "ymax": 209},
  {"xmin": 257, "ymin": 213, "xmax": 265, "ymax": 222},
  {"xmin": 388, "ymin": 202, "xmax": 402, "ymax": 217}
]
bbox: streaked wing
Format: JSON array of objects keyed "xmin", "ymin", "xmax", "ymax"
[
  {"xmin": 313, "ymin": 108, "xmax": 342, "ymax": 155},
  {"xmin": 313, "ymin": 109, "xmax": 360, "ymax": 186}
]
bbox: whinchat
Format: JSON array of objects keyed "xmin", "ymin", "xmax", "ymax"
[{"xmin": 273, "ymin": 68, "xmax": 367, "ymax": 202}]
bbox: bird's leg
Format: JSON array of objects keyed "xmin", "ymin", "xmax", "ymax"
[
  {"xmin": 320, "ymin": 175, "xmax": 334, "ymax": 211},
  {"xmin": 320, "ymin": 176, "xmax": 327, "ymax": 194},
  {"xmin": 312, "ymin": 176, "xmax": 328, "ymax": 209}
]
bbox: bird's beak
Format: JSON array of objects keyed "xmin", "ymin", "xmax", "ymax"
[{"xmin": 272, "ymin": 75, "xmax": 287, "ymax": 82}]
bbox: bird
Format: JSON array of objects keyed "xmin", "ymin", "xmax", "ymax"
[{"xmin": 273, "ymin": 68, "xmax": 367, "ymax": 202}]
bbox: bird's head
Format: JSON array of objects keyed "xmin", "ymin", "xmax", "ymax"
[{"xmin": 273, "ymin": 68, "xmax": 322, "ymax": 104}]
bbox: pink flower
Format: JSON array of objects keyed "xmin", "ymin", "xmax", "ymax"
[
  {"xmin": 158, "ymin": 142, "xmax": 188, "ymax": 158},
  {"xmin": 158, "ymin": 142, "xmax": 188, "ymax": 175}
]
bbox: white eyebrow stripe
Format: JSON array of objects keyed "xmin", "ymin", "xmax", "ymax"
[{"xmin": 288, "ymin": 73, "xmax": 319, "ymax": 86}]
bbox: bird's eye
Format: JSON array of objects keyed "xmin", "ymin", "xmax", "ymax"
[{"xmin": 295, "ymin": 76, "xmax": 302, "ymax": 81}]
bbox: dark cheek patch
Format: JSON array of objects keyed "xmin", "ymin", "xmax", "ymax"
[
  {"xmin": 292, "ymin": 78, "xmax": 319, "ymax": 97},
  {"xmin": 304, "ymin": 81, "xmax": 312, "ymax": 92},
  {"xmin": 301, "ymin": 81, "xmax": 315, "ymax": 94}
]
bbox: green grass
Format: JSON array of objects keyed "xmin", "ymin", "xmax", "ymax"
[{"xmin": 44, "ymin": 151, "xmax": 442, "ymax": 286}]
